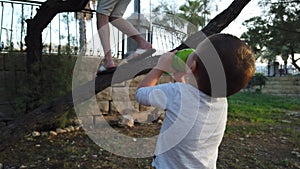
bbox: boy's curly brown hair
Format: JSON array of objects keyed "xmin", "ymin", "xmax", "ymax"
[{"xmin": 194, "ymin": 33, "xmax": 255, "ymax": 97}]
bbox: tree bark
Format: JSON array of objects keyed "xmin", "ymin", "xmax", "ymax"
[
  {"xmin": 0, "ymin": 0, "xmax": 251, "ymax": 151},
  {"xmin": 25, "ymin": 0, "xmax": 90, "ymax": 66}
]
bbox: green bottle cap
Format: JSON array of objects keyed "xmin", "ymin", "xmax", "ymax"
[{"xmin": 172, "ymin": 48, "xmax": 195, "ymax": 72}]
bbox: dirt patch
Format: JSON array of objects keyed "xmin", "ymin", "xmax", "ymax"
[{"xmin": 0, "ymin": 118, "xmax": 299, "ymax": 169}]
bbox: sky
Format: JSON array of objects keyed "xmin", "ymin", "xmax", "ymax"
[{"xmin": 123, "ymin": 0, "xmax": 263, "ymax": 37}]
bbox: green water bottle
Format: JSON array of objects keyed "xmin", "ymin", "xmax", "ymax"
[{"xmin": 172, "ymin": 48, "xmax": 195, "ymax": 72}]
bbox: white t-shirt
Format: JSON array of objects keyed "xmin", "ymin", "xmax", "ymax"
[{"xmin": 136, "ymin": 82, "xmax": 227, "ymax": 169}]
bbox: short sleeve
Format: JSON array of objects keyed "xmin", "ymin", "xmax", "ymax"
[{"xmin": 135, "ymin": 83, "xmax": 177, "ymax": 110}]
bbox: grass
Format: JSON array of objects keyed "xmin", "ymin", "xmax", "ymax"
[
  {"xmin": 226, "ymin": 91, "xmax": 300, "ymax": 148},
  {"xmin": 227, "ymin": 92, "xmax": 300, "ymax": 123}
]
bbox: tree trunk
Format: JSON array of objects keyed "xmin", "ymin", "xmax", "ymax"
[
  {"xmin": 0, "ymin": 0, "xmax": 251, "ymax": 151},
  {"xmin": 25, "ymin": 0, "xmax": 90, "ymax": 66},
  {"xmin": 79, "ymin": 15, "xmax": 87, "ymax": 55}
]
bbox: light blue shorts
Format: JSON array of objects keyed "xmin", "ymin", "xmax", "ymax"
[{"xmin": 96, "ymin": 0, "xmax": 131, "ymax": 17}]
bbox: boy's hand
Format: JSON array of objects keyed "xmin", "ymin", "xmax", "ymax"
[{"xmin": 154, "ymin": 51, "xmax": 178, "ymax": 73}]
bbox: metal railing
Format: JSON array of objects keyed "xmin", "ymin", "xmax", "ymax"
[{"xmin": 0, "ymin": 0, "xmax": 188, "ymax": 58}]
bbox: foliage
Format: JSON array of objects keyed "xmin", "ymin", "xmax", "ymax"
[
  {"xmin": 247, "ymin": 73, "xmax": 267, "ymax": 90},
  {"xmin": 240, "ymin": 17, "xmax": 271, "ymax": 60},
  {"xmin": 152, "ymin": 1, "xmax": 192, "ymax": 35},
  {"xmin": 241, "ymin": 0, "xmax": 300, "ymax": 71},
  {"xmin": 178, "ymin": 0, "xmax": 210, "ymax": 29},
  {"xmin": 152, "ymin": 0, "xmax": 211, "ymax": 34}
]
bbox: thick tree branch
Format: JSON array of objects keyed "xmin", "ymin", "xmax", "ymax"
[{"xmin": 25, "ymin": 0, "xmax": 90, "ymax": 65}]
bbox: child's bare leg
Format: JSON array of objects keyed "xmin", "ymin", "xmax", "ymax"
[
  {"xmin": 109, "ymin": 17, "xmax": 152, "ymax": 50},
  {"xmin": 97, "ymin": 13, "xmax": 116, "ymax": 68}
]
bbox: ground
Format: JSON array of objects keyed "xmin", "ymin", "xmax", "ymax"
[
  {"xmin": 0, "ymin": 92, "xmax": 300, "ymax": 169},
  {"xmin": 0, "ymin": 119, "xmax": 299, "ymax": 169}
]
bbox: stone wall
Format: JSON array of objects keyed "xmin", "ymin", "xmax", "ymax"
[
  {"xmin": 0, "ymin": 53, "xmax": 172, "ymax": 127},
  {"xmin": 79, "ymin": 74, "xmax": 173, "ymax": 127},
  {"xmin": 261, "ymin": 76, "xmax": 300, "ymax": 96},
  {"xmin": 0, "ymin": 53, "xmax": 26, "ymax": 126}
]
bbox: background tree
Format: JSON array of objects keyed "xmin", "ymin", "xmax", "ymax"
[
  {"xmin": 152, "ymin": 0, "xmax": 211, "ymax": 33},
  {"xmin": 178, "ymin": 0, "xmax": 210, "ymax": 29},
  {"xmin": 152, "ymin": 0, "xmax": 191, "ymax": 35},
  {"xmin": 241, "ymin": 0, "xmax": 300, "ymax": 73}
]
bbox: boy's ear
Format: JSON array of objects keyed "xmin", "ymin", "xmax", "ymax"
[
  {"xmin": 186, "ymin": 52, "xmax": 197, "ymax": 73},
  {"xmin": 190, "ymin": 61, "xmax": 197, "ymax": 73}
]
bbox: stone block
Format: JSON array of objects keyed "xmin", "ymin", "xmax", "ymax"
[
  {"xmin": 293, "ymin": 79, "xmax": 300, "ymax": 86},
  {"xmin": 111, "ymin": 81, "xmax": 126, "ymax": 87},
  {"xmin": 131, "ymin": 101, "xmax": 140, "ymax": 111},
  {"xmin": 97, "ymin": 101, "xmax": 109, "ymax": 115},
  {"xmin": 130, "ymin": 112, "xmax": 150, "ymax": 124},
  {"xmin": 111, "ymin": 87, "xmax": 131, "ymax": 101},
  {"xmin": 91, "ymin": 114, "xmax": 108, "ymax": 127},
  {"xmin": 74, "ymin": 57, "xmax": 100, "ymax": 72},
  {"xmin": 110, "ymin": 101, "xmax": 139, "ymax": 114},
  {"xmin": 77, "ymin": 116, "xmax": 94, "ymax": 128},
  {"xmin": 261, "ymin": 77, "xmax": 300, "ymax": 96},
  {"xmin": 128, "ymin": 76, "xmax": 145, "ymax": 87},
  {"xmin": 72, "ymin": 71, "xmax": 96, "ymax": 87},
  {"xmin": 129, "ymin": 87, "xmax": 138, "ymax": 101},
  {"xmin": 139, "ymin": 104, "xmax": 156, "ymax": 113},
  {"xmin": 146, "ymin": 108, "xmax": 165, "ymax": 122},
  {"xmin": 75, "ymin": 99, "xmax": 101, "ymax": 116},
  {"xmin": 109, "ymin": 101, "xmax": 118, "ymax": 114},
  {"xmin": 96, "ymin": 87, "xmax": 112, "ymax": 101}
]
